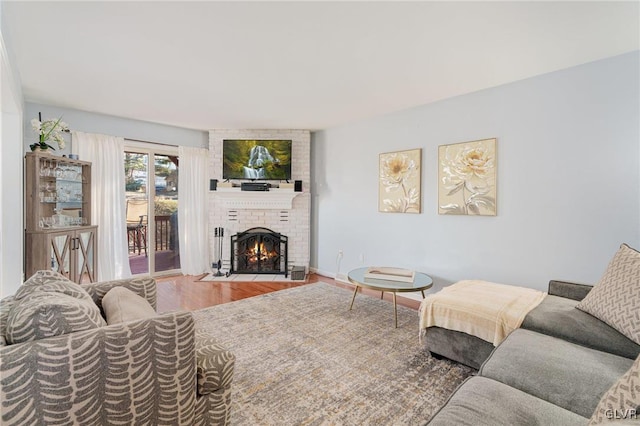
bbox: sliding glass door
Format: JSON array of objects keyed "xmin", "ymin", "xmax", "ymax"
[{"xmin": 124, "ymin": 146, "xmax": 180, "ymax": 276}]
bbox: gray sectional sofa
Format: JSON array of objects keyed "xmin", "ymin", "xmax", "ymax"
[{"xmin": 426, "ymin": 279, "xmax": 640, "ymax": 425}]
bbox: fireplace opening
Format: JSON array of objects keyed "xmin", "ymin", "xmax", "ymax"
[{"xmin": 231, "ymin": 227, "xmax": 288, "ymax": 277}]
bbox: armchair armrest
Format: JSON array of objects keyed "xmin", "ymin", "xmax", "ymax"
[
  {"xmin": 0, "ymin": 312, "xmax": 195, "ymax": 425},
  {"xmin": 195, "ymin": 330, "xmax": 235, "ymax": 396},
  {"xmin": 82, "ymin": 277, "xmax": 157, "ymax": 311},
  {"xmin": 548, "ymin": 280, "xmax": 594, "ymax": 301}
]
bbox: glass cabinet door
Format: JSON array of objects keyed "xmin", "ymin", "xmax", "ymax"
[
  {"xmin": 50, "ymin": 233, "xmax": 72, "ymax": 280},
  {"xmin": 76, "ymin": 229, "xmax": 96, "ymax": 284}
]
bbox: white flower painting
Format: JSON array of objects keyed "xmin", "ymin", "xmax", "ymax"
[
  {"xmin": 379, "ymin": 148, "xmax": 421, "ymax": 213},
  {"xmin": 438, "ymin": 138, "xmax": 497, "ymax": 216}
]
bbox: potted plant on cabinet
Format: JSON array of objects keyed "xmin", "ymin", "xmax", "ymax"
[{"xmin": 30, "ymin": 112, "xmax": 69, "ymax": 152}]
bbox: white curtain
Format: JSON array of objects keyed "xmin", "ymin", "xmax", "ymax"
[
  {"xmin": 72, "ymin": 131, "xmax": 132, "ymax": 280},
  {"xmin": 178, "ymin": 146, "xmax": 210, "ymax": 275}
]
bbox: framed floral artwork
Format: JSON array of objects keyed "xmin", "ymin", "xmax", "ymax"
[
  {"xmin": 379, "ymin": 148, "xmax": 421, "ymax": 213},
  {"xmin": 438, "ymin": 138, "xmax": 497, "ymax": 216}
]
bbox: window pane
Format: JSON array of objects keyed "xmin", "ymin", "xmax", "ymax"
[{"xmin": 154, "ymin": 154, "xmax": 180, "ymax": 272}]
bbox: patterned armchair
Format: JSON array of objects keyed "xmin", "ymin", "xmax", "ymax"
[{"xmin": 0, "ymin": 272, "xmax": 235, "ymax": 425}]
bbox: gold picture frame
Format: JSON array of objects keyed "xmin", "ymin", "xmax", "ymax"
[
  {"xmin": 438, "ymin": 138, "xmax": 497, "ymax": 216},
  {"xmin": 378, "ymin": 148, "xmax": 422, "ymax": 213}
]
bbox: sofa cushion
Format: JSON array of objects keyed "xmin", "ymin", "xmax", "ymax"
[
  {"xmin": 522, "ymin": 295, "xmax": 640, "ymax": 359},
  {"xmin": 102, "ymin": 287, "xmax": 156, "ymax": 325},
  {"xmin": 480, "ymin": 328, "xmax": 634, "ymax": 418},
  {"xmin": 576, "ymin": 243, "xmax": 640, "ymax": 345},
  {"xmin": 427, "ymin": 376, "xmax": 587, "ymax": 426},
  {"xmin": 5, "ymin": 291, "xmax": 106, "ymax": 344},
  {"xmin": 589, "ymin": 354, "xmax": 640, "ymax": 424}
]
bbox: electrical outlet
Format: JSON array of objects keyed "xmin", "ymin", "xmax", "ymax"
[
  {"xmin": 359, "ymin": 253, "xmax": 365, "ymax": 263},
  {"xmin": 338, "ymin": 249, "xmax": 343, "ymax": 257}
]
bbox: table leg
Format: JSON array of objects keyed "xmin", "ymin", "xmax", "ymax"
[
  {"xmin": 380, "ymin": 291, "xmax": 384, "ymax": 300},
  {"xmin": 393, "ymin": 292, "xmax": 398, "ymax": 328},
  {"xmin": 349, "ymin": 285, "xmax": 359, "ymax": 310},
  {"xmin": 421, "ymin": 290, "xmax": 425, "ymax": 298}
]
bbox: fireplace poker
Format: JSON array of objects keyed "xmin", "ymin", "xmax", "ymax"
[{"xmin": 213, "ymin": 227, "xmax": 224, "ymax": 277}]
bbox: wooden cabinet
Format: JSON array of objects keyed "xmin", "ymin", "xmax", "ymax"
[
  {"xmin": 24, "ymin": 152, "xmax": 98, "ymax": 283},
  {"xmin": 25, "ymin": 227, "xmax": 97, "ymax": 284}
]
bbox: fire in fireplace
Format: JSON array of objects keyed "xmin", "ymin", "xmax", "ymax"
[{"xmin": 230, "ymin": 227, "xmax": 288, "ymax": 277}]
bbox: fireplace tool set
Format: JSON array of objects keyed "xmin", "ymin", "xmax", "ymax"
[{"xmin": 213, "ymin": 227, "xmax": 226, "ymax": 277}]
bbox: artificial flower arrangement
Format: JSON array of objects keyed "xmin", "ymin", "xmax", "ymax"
[{"xmin": 30, "ymin": 113, "xmax": 69, "ymax": 151}]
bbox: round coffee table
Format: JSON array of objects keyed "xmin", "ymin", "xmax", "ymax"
[{"xmin": 348, "ymin": 267, "xmax": 433, "ymax": 328}]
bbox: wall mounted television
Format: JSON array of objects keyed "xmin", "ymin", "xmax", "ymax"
[{"xmin": 222, "ymin": 139, "xmax": 292, "ymax": 180}]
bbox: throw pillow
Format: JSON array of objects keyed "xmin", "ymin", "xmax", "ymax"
[
  {"xmin": 589, "ymin": 354, "xmax": 640, "ymax": 424},
  {"xmin": 102, "ymin": 287, "xmax": 156, "ymax": 325},
  {"xmin": 0, "ymin": 296, "xmax": 16, "ymax": 347},
  {"xmin": 577, "ymin": 244, "xmax": 640, "ymax": 345},
  {"xmin": 16, "ymin": 272, "xmax": 94, "ymax": 304},
  {"xmin": 5, "ymin": 292, "xmax": 107, "ymax": 344},
  {"xmin": 22, "ymin": 270, "xmax": 67, "ymax": 284}
]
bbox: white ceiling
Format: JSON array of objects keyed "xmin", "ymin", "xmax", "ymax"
[{"xmin": 3, "ymin": 1, "xmax": 638, "ymax": 131}]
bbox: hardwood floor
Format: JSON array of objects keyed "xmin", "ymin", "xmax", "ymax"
[{"xmin": 155, "ymin": 273, "xmax": 421, "ymax": 313}]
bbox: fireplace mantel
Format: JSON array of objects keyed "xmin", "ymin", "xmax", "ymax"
[{"xmin": 211, "ymin": 187, "xmax": 301, "ymax": 210}]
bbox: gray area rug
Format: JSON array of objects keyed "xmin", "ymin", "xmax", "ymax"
[{"xmin": 192, "ymin": 283, "xmax": 474, "ymax": 425}]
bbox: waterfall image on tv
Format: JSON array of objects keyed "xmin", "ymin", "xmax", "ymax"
[{"xmin": 223, "ymin": 139, "xmax": 292, "ymax": 180}]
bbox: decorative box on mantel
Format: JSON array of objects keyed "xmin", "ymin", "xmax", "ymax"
[{"xmin": 211, "ymin": 187, "xmax": 301, "ymax": 210}]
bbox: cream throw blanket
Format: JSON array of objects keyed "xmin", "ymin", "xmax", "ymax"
[{"xmin": 419, "ymin": 280, "xmax": 546, "ymax": 346}]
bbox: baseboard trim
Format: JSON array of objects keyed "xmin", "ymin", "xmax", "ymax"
[{"xmin": 335, "ymin": 273, "xmax": 349, "ymax": 284}]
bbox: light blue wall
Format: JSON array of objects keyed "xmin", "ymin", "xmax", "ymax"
[
  {"xmin": 311, "ymin": 52, "xmax": 640, "ymax": 292},
  {"xmin": 24, "ymin": 103, "xmax": 208, "ymax": 155}
]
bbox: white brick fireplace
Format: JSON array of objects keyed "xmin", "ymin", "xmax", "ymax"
[{"xmin": 208, "ymin": 129, "xmax": 311, "ymax": 274}]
